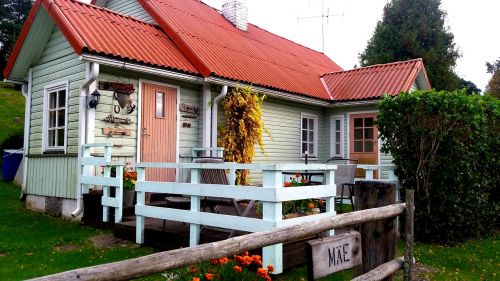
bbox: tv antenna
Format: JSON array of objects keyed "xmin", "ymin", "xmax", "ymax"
[{"xmin": 297, "ymin": 0, "xmax": 345, "ymax": 52}]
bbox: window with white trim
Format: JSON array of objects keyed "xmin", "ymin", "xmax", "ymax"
[
  {"xmin": 300, "ymin": 113, "xmax": 318, "ymax": 158},
  {"xmin": 43, "ymin": 81, "xmax": 68, "ymax": 152},
  {"xmin": 331, "ymin": 115, "xmax": 344, "ymax": 157}
]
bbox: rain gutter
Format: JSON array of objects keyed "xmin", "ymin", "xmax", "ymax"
[{"xmin": 211, "ymin": 85, "xmax": 228, "ymax": 156}]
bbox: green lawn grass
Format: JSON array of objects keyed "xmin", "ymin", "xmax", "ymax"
[
  {"xmin": 0, "ymin": 82, "xmax": 25, "ymax": 144},
  {"xmin": 0, "ymin": 180, "xmax": 497, "ymax": 280},
  {"xmin": 0, "ymin": 182, "xmax": 155, "ymax": 280}
]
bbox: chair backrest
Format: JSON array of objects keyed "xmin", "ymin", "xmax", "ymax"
[
  {"xmin": 334, "ymin": 164, "xmax": 357, "ymax": 196},
  {"xmin": 193, "ymin": 158, "xmax": 229, "ymax": 185}
]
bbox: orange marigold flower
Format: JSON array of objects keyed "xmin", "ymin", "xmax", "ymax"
[
  {"xmin": 308, "ymin": 202, "xmax": 315, "ymax": 209},
  {"xmin": 284, "ymin": 181, "xmax": 291, "ymax": 187},
  {"xmin": 218, "ymin": 257, "xmax": 229, "ymax": 264},
  {"xmin": 295, "ymin": 173, "xmax": 301, "ymax": 178},
  {"xmin": 243, "ymin": 251, "xmax": 249, "ymax": 256},
  {"xmin": 192, "ymin": 278, "xmax": 200, "ymax": 281},
  {"xmin": 257, "ymin": 267, "xmax": 269, "ymax": 278},
  {"xmin": 189, "ymin": 267, "xmax": 199, "ymax": 273},
  {"xmin": 267, "ymin": 265, "xmax": 274, "ymax": 273},
  {"xmin": 265, "ymin": 276, "xmax": 272, "ymax": 281},
  {"xmin": 251, "ymin": 255, "xmax": 262, "ymax": 261},
  {"xmin": 210, "ymin": 259, "xmax": 219, "ymax": 265},
  {"xmin": 204, "ymin": 273, "xmax": 214, "ymax": 280},
  {"xmin": 318, "ymin": 199, "xmax": 324, "ymax": 206},
  {"xmin": 233, "ymin": 265, "xmax": 242, "ymax": 273}
]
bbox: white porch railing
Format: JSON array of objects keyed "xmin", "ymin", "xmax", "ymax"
[
  {"xmin": 134, "ymin": 163, "xmax": 338, "ymax": 274},
  {"xmin": 81, "ymin": 143, "xmax": 124, "ymax": 223}
]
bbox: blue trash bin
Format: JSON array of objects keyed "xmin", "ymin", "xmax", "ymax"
[{"xmin": 2, "ymin": 149, "xmax": 23, "ymax": 182}]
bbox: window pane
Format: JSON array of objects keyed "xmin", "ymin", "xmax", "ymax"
[
  {"xmin": 335, "ymin": 143, "xmax": 341, "ymax": 154},
  {"xmin": 364, "ymin": 141, "xmax": 374, "ymax": 152},
  {"xmin": 49, "ymin": 111, "xmax": 56, "ymax": 128},
  {"xmin": 302, "ymin": 130, "xmax": 307, "ymax": 142},
  {"xmin": 309, "ymin": 118, "xmax": 314, "ymax": 129},
  {"xmin": 49, "ymin": 92, "xmax": 57, "ymax": 109},
  {"xmin": 308, "ymin": 131, "xmax": 314, "ymax": 142},
  {"xmin": 335, "ymin": 131, "xmax": 340, "ymax": 140},
  {"xmin": 364, "ymin": 118, "xmax": 374, "ymax": 127},
  {"xmin": 335, "ymin": 119, "xmax": 340, "ymax": 129},
  {"xmin": 48, "ymin": 130, "xmax": 56, "ymax": 147},
  {"xmin": 156, "ymin": 92, "xmax": 164, "ymax": 118},
  {"xmin": 364, "ymin": 128, "xmax": 373, "ymax": 139},
  {"xmin": 354, "ymin": 141, "xmax": 363, "ymax": 152},
  {"xmin": 57, "ymin": 109, "xmax": 65, "ymax": 127},
  {"xmin": 354, "ymin": 118, "xmax": 363, "ymax": 127},
  {"xmin": 354, "ymin": 128, "xmax": 363, "ymax": 140},
  {"xmin": 302, "ymin": 118, "xmax": 308, "ymax": 129},
  {"xmin": 302, "ymin": 143, "xmax": 307, "ymax": 154},
  {"xmin": 308, "ymin": 143, "xmax": 314, "ymax": 154},
  {"xmin": 58, "ymin": 90, "xmax": 66, "ymax": 107},
  {"xmin": 57, "ymin": 129, "xmax": 65, "ymax": 147}
]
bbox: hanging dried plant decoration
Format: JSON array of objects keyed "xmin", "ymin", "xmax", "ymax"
[{"xmin": 218, "ymin": 86, "xmax": 267, "ymax": 185}]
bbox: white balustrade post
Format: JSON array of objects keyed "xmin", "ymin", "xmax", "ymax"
[
  {"xmin": 229, "ymin": 167, "xmax": 236, "ymax": 185},
  {"xmin": 262, "ymin": 169, "xmax": 283, "ymax": 274},
  {"xmin": 81, "ymin": 146, "xmax": 91, "ymax": 194},
  {"xmin": 104, "ymin": 146, "xmax": 112, "ymax": 163},
  {"xmin": 115, "ymin": 165, "xmax": 123, "ymax": 223},
  {"xmin": 102, "ymin": 166, "xmax": 110, "ymax": 222},
  {"xmin": 190, "ymin": 168, "xmax": 201, "ymax": 247},
  {"xmin": 324, "ymin": 167, "xmax": 336, "ymax": 237},
  {"xmin": 136, "ymin": 167, "xmax": 146, "ymax": 244}
]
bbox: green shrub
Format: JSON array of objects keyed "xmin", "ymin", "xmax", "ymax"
[{"xmin": 377, "ymin": 90, "xmax": 499, "ymax": 243}]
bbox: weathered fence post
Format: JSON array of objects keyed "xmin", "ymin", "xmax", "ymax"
[
  {"xmin": 354, "ymin": 180, "xmax": 397, "ymax": 281},
  {"xmin": 324, "ymin": 167, "xmax": 336, "ymax": 237},
  {"xmin": 404, "ymin": 189, "xmax": 415, "ymax": 281}
]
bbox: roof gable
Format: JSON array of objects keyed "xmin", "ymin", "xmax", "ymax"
[
  {"xmin": 139, "ymin": 0, "xmax": 342, "ymax": 99},
  {"xmin": 321, "ymin": 59, "xmax": 431, "ymax": 101}
]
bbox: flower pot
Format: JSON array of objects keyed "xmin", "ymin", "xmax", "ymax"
[{"xmin": 123, "ymin": 190, "xmax": 135, "ymax": 207}]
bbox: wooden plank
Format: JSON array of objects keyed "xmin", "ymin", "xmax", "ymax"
[
  {"xmin": 277, "ymin": 212, "xmax": 336, "ymax": 228},
  {"xmin": 306, "ymin": 232, "xmax": 362, "ymax": 280},
  {"xmin": 135, "ymin": 205, "xmax": 272, "ymax": 233},
  {"xmin": 81, "ymin": 176, "xmax": 120, "ymax": 187},
  {"xmin": 136, "ymin": 182, "xmax": 275, "ymax": 201},
  {"xmin": 30, "ymin": 203, "xmax": 406, "ymax": 281},
  {"xmin": 352, "ymin": 257, "xmax": 404, "ymax": 281},
  {"xmin": 354, "ymin": 181, "xmax": 397, "ymax": 280},
  {"xmin": 275, "ymin": 185, "xmax": 335, "ymax": 201},
  {"xmin": 404, "ymin": 189, "xmax": 415, "ymax": 281},
  {"xmin": 135, "ymin": 162, "xmax": 338, "ymax": 172},
  {"xmin": 101, "ymin": 197, "xmax": 119, "ymax": 208},
  {"xmin": 81, "ymin": 157, "xmax": 111, "ymax": 166}
]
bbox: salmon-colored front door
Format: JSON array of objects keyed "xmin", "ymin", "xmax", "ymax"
[
  {"xmin": 141, "ymin": 83, "xmax": 177, "ymax": 182},
  {"xmin": 350, "ymin": 113, "xmax": 378, "ymax": 178}
]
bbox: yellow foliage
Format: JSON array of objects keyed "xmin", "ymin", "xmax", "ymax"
[{"xmin": 218, "ymin": 86, "xmax": 266, "ymax": 185}]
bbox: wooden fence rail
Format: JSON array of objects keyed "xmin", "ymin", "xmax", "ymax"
[{"xmin": 29, "ymin": 203, "xmax": 406, "ymax": 281}]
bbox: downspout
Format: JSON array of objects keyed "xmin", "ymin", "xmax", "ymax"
[
  {"xmin": 19, "ymin": 68, "xmax": 32, "ymax": 200},
  {"xmin": 210, "ymin": 85, "xmax": 228, "ymax": 157},
  {"xmin": 71, "ymin": 62, "xmax": 99, "ymax": 218}
]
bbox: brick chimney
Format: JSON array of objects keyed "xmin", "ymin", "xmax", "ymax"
[{"xmin": 222, "ymin": 0, "xmax": 248, "ymax": 31}]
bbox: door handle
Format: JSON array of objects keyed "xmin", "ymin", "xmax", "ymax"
[{"xmin": 142, "ymin": 127, "xmax": 150, "ymax": 136}]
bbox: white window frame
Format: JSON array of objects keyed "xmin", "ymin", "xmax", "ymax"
[
  {"xmin": 300, "ymin": 113, "xmax": 318, "ymax": 159},
  {"xmin": 330, "ymin": 115, "xmax": 344, "ymax": 158},
  {"xmin": 42, "ymin": 81, "xmax": 69, "ymax": 153}
]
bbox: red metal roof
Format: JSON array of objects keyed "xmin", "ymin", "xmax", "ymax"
[
  {"xmin": 321, "ymin": 59, "xmax": 430, "ymax": 101},
  {"xmin": 3, "ymin": 0, "xmax": 200, "ymax": 78},
  {"xmin": 138, "ymin": 0, "xmax": 342, "ymax": 99}
]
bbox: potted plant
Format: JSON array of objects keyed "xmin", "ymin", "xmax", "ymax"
[{"xmin": 122, "ymin": 162, "xmax": 137, "ymax": 207}]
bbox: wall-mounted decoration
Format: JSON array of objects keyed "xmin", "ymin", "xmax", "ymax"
[
  {"xmin": 182, "ymin": 122, "xmax": 192, "ymax": 128},
  {"xmin": 99, "ymin": 81, "xmax": 135, "ymax": 93},
  {"xmin": 102, "ymin": 127, "xmax": 132, "ymax": 136},
  {"xmin": 180, "ymin": 103, "xmax": 199, "ymax": 115},
  {"xmin": 103, "ymin": 114, "xmax": 131, "ymax": 124},
  {"xmin": 181, "ymin": 114, "xmax": 198, "ymax": 119}
]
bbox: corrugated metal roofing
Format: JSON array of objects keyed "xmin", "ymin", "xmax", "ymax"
[
  {"xmin": 139, "ymin": 0, "xmax": 342, "ymax": 100},
  {"xmin": 43, "ymin": 0, "xmax": 199, "ymax": 75},
  {"xmin": 321, "ymin": 59, "xmax": 430, "ymax": 101}
]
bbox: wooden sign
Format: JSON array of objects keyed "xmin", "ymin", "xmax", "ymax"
[
  {"xmin": 306, "ymin": 231, "xmax": 362, "ymax": 280},
  {"xmin": 102, "ymin": 127, "xmax": 131, "ymax": 136}
]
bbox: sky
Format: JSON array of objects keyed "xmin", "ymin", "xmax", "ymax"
[{"xmin": 202, "ymin": 0, "xmax": 499, "ymax": 92}]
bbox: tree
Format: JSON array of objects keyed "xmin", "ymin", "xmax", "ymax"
[
  {"xmin": 0, "ymin": 0, "xmax": 32, "ymax": 79},
  {"xmin": 486, "ymin": 58, "xmax": 500, "ymax": 98},
  {"xmin": 359, "ymin": 0, "xmax": 460, "ymax": 91},
  {"xmin": 458, "ymin": 77, "xmax": 481, "ymax": 95}
]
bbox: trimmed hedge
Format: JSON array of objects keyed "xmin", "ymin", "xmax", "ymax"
[{"xmin": 377, "ymin": 90, "xmax": 499, "ymax": 243}]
